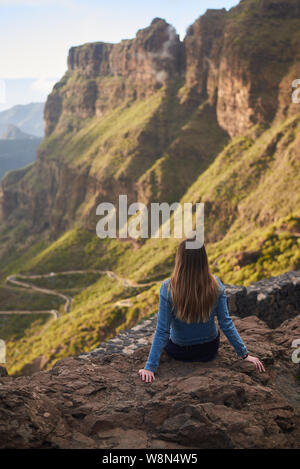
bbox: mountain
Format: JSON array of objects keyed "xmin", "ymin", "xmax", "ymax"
[
  {"xmin": 1, "ymin": 123, "xmax": 39, "ymax": 140},
  {"xmin": 0, "ymin": 124, "xmax": 42, "ymax": 180},
  {"xmin": 0, "ymin": 102, "xmax": 44, "ymax": 138},
  {"xmin": 0, "ymin": 0, "xmax": 300, "ymax": 376},
  {"xmin": 0, "ymin": 105, "xmax": 44, "ymax": 181}
]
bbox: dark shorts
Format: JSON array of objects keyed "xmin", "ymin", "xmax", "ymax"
[{"xmin": 163, "ymin": 331, "xmax": 220, "ymax": 363}]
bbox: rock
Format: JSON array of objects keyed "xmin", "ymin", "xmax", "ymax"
[
  {"xmin": 2, "ymin": 0, "xmax": 299, "ymax": 239},
  {"xmin": 233, "ymin": 250, "xmax": 261, "ymax": 268},
  {"xmin": 230, "ymin": 270, "xmax": 300, "ymax": 328},
  {"xmin": 78, "ymin": 271, "xmax": 300, "ymax": 363},
  {"xmin": 0, "ymin": 366, "xmax": 8, "ymax": 377},
  {"xmin": 0, "ymin": 310, "xmax": 299, "ymax": 449},
  {"xmin": 45, "ymin": 18, "xmax": 183, "ymax": 138}
]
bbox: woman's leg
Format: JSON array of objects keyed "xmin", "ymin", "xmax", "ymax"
[
  {"xmin": 164, "ymin": 339, "xmax": 195, "ymax": 361},
  {"xmin": 190, "ymin": 332, "xmax": 220, "ymax": 362},
  {"xmin": 164, "ymin": 332, "xmax": 220, "ymax": 363}
]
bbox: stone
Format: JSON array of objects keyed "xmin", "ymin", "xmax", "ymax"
[{"xmin": 0, "ymin": 305, "xmax": 299, "ymax": 449}]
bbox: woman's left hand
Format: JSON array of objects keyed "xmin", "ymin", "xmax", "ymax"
[
  {"xmin": 138, "ymin": 369, "xmax": 155, "ymax": 382},
  {"xmin": 244, "ymin": 355, "xmax": 265, "ymax": 372}
]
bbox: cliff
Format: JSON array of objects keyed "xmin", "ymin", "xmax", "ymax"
[
  {"xmin": 0, "ymin": 0, "xmax": 300, "ymax": 381},
  {"xmin": 0, "ymin": 271, "xmax": 299, "ymax": 449},
  {"xmin": 1, "ymin": 0, "xmax": 299, "ymax": 240},
  {"xmin": 45, "ymin": 18, "xmax": 184, "ymax": 136}
]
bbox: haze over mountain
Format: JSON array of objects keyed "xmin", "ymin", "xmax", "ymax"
[
  {"xmin": 1, "ymin": 124, "xmax": 39, "ymax": 140},
  {"xmin": 0, "ymin": 103, "xmax": 44, "ymax": 180},
  {"xmin": 0, "ymin": 136, "xmax": 42, "ymax": 181},
  {"xmin": 0, "ymin": 102, "xmax": 44, "ymax": 138},
  {"xmin": 0, "ymin": 0, "xmax": 299, "ymax": 376}
]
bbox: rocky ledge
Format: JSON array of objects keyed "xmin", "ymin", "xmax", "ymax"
[
  {"xmin": 0, "ymin": 271, "xmax": 299, "ymax": 449},
  {"xmin": 80, "ymin": 270, "xmax": 300, "ymax": 358}
]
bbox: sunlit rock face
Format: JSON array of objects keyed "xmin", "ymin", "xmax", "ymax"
[
  {"xmin": 45, "ymin": 18, "xmax": 184, "ymax": 135},
  {"xmin": 2, "ymin": 0, "xmax": 300, "ymax": 240}
]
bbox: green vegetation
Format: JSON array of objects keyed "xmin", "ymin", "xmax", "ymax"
[
  {"xmin": 0, "ymin": 285, "xmax": 64, "ymax": 310},
  {"xmin": 5, "ymin": 274, "xmax": 159, "ymax": 375},
  {"xmin": 1, "ymin": 0, "xmax": 300, "ymax": 376},
  {"xmin": 207, "ymin": 212, "xmax": 300, "ymax": 286},
  {"xmin": 26, "ymin": 272, "xmax": 104, "ymax": 295},
  {"xmin": 137, "ymin": 101, "xmax": 229, "ymax": 203},
  {"xmin": 227, "ymin": 0, "xmax": 300, "ymax": 58},
  {"xmin": 182, "ymin": 116, "xmax": 300, "ymax": 242},
  {"xmin": 1, "ymin": 109, "xmax": 300, "ymax": 375},
  {"xmin": 0, "ymin": 313, "xmax": 51, "ymax": 342}
]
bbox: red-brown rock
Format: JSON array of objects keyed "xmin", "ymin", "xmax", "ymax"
[{"xmin": 0, "ymin": 314, "xmax": 299, "ymax": 449}]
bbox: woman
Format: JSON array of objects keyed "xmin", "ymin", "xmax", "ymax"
[{"xmin": 139, "ymin": 238, "xmax": 265, "ymax": 383}]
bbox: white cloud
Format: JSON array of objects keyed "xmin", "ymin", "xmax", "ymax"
[
  {"xmin": 0, "ymin": 0, "xmax": 74, "ymax": 5},
  {"xmin": 0, "ymin": 79, "xmax": 6, "ymax": 104},
  {"xmin": 29, "ymin": 78, "xmax": 57, "ymax": 95}
]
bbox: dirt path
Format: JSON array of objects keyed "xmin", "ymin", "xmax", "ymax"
[
  {"xmin": 15, "ymin": 270, "xmax": 157, "ymax": 288},
  {"xmin": 7, "ymin": 275, "xmax": 72, "ymax": 314},
  {"xmin": 0, "ymin": 310, "xmax": 58, "ymax": 319},
  {"xmin": 0, "ymin": 270, "xmax": 158, "ymax": 319}
]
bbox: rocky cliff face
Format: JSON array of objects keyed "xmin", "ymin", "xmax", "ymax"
[
  {"xmin": 45, "ymin": 18, "xmax": 184, "ymax": 136},
  {"xmin": 0, "ymin": 271, "xmax": 299, "ymax": 449},
  {"xmin": 0, "ymin": 20, "xmax": 186, "ymax": 238},
  {"xmin": 0, "ymin": 0, "xmax": 300, "ymax": 388},
  {"xmin": 1, "ymin": 0, "xmax": 299, "ymax": 243},
  {"xmin": 183, "ymin": 0, "xmax": 300, "ymax": 136},
  {"xmin": 182, "ymin": 9, "xmax": 227, "ymax": 105}
]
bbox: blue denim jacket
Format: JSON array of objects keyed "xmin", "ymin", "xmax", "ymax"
[{"xmin": 144, "ymin": 276, "xmax": 248, "ymax": 372}]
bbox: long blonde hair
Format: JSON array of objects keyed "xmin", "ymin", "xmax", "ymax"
[{"xmin": 168, "ymin": 237, "xmax": 221, "ymax": 323}]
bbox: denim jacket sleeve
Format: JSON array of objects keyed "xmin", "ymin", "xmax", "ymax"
[
  {"xmin": 215, "ymin": 277, "xmax": 248, "ymax": 358},
  {"xmin": 144, "ymin": 281, "xmax": 172, "ymax": 373}
]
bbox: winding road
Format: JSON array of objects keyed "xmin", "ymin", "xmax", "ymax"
[{"xmin": 0, "ymin": 270, "xmax": 158, "ymax": 319}]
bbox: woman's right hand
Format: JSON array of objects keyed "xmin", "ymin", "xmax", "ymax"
[
  {"xmin": 244, "ymin": 355, "xmax": 265, "ymax": 372},
  {"xmin": 138, "ymin": 369, "xmax": 155, "ymax": 382}
]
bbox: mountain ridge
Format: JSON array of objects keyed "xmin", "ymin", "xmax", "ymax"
[
  {"xmin": 0, "ymin": 0, "xmax": 300, "ymax": 376},
  {"xmin": 0, "ymin": 102, "xmax": 44, "ymax": 137}
]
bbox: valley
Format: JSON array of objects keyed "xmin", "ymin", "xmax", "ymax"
[{"xmin": 0, "ymin": 0, "xmax": 299, "ymax": 376}]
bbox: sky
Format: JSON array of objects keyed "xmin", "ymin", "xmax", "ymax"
[{"xmin": 0, "ymin": 0, "xmax": 239, "ymax": 111}]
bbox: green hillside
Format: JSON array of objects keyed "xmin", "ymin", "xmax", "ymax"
[
  {"xmin": 0, "ymin": 0, "xmax": 300, "ymax": 375},
  {"xmin": 0, "ymin": 137, "xmax": 41, "ymax": 181},
  {"xmin": 2, "ymin": 113, "xmax": 300, "ymax": 375}
]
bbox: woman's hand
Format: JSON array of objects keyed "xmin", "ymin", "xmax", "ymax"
[
  {"xmin": 138, "ymin": 369, "xmax": 155, "ymax": 382},
  {"xmin": 244, "ymin": 355, "xmax": 265, "ymax": 372}
]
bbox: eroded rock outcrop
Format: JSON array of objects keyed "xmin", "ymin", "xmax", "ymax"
[
  {"xmin": 0, "ymin": 315, "xmax": 299, "ymax": 449},
  {"xmin": 0, "ymin": 271, "xmax": 299, "ymax": 449},
  {"xmin": 45, "ymin": 18, "xmax": 184, "ymax": 136},
  {"xmin": 1, "ymin": 0, "xmax": 300, "ymax": 241},
  {"xmin": 183, "ymin": 0, "xmax": 300, "ymax": 136},
  {"xmin": 78, "ymin": 270, "xmax": 300, "ymax": 359}
]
